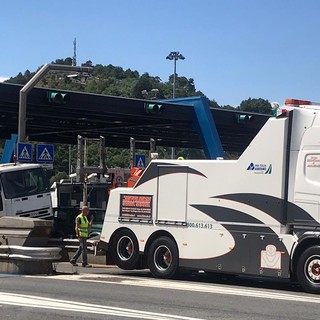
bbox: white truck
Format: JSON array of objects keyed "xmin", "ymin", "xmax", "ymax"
[
  {"xmin": 99, "ymin": 99, "xmax": 320, "ymax": 293},
  {"xmin": 0, "ymin": 162, "xmax": 52, "ymax": 219}
]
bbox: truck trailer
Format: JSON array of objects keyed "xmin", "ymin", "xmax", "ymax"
[{"xmin": 99, "ymin": 99, "xmax": 320, "ymax": 293}]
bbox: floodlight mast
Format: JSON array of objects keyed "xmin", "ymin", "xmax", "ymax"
[
  {"xmin": 18, "ymin": 64, "xmax": 93, "ymax": 143},
  {"xmin": 166, "ymin": 51, "xmax": 185, "ymax": 98},
  {"xmin": 166, "ymin": 51, "xmax": 185, "ymax": 159}
]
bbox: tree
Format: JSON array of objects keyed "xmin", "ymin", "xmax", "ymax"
[
  {"xmin": 107, "ymin": 148, "xmax": 130, "ymax": 167},
  {"xmin": 52, "ymin": 57, "xmax": 73, "ymax": 65},
  {"xmin": 239, "ymin": 98, "xmax": 271, "ymax": 114},
  {"xmin": 164, "ymin": 76, "xmax": 201, "ymax": 98},
  {"xmin": 220, "ymin": 104, "xmax": 235, "ymax": 110},
  {"xmin": 82, "ymin": 60, "xmax": 93, "ymax": 67},
  {"xmin": 6, "ymin": 72, "xmax": 28, "ymax": 84},
  {"xmin": 53, "ymin": 144, "xmax": 74, "ymax": 174},
  {"xmin": 208, "ymin": 99, "xmax": 220, "ymax": 108},
  {"xmin": 132, "ymin": 73, "xmax": 163, "ymax": 99}
]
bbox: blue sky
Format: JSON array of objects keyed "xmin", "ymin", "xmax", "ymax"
[{"xmin": 1, "ymin": 0, "xmax": 320, "ymax": 107}]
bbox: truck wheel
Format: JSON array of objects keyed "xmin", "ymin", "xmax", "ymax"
[
  {"xmin": 111, "ymin": 230, "xmax": 139, "ymax": 270},
  {"xmin": 147, "ymin": 237, "xmax": 179, "ymax": 279},
  {"xmin": 297, "ymin": 246, "xmax": 320, "ymax": 294}
]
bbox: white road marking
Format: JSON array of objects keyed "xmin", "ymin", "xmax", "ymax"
[
  {"xmin": 41, "ymin": 273, "xmax": 319, "ymax": 304},
  {"xmin": 0, "ymin": 291, "xmax": 205, "ymax": 320}
]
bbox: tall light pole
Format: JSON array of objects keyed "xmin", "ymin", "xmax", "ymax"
[
  {"xmin": 166, "ymin": 51, "xmax": 185, "ymax": 98},
  {"xmin": 166, "ymin": 51, "xmax": 185, "ymax": 159}
]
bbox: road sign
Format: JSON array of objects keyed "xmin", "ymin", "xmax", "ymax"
[
  {"xmin": 134, "ymin": 154, "xmax": 146, "ymax": 168},
  {"xmin": 17, "ymin": 143, "xmax": 32, "ymax": 162},
  {"xmin": 36, "ymin": 144, "xmax": 54, "ymax": 163}
]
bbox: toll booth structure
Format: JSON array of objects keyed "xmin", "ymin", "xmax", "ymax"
[
  {"xmin": 162, "ymin": 96, "xmax": 225, "ymax": 159},
  {"xmin": 52, "ymin": 135, "xmax": 111, "ymax": 237}
]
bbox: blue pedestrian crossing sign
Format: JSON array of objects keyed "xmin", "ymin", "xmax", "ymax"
[
  {"xmin": 36, "ymin": 144, "xmax": 54, "ymax": 163},
  {"xmin": 17, "ymin": 143, "xmax": 32, "ymax": 162},
  {"xmin": 134, "ymin": 154, "xmax": 146, "ymax": 168}
]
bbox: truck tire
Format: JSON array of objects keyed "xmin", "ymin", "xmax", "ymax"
[
  {"xmin": 111, "ymin": 229, "xmax": 139, "ymax": 270},
  {"xmin": 297, "ymin": 246, "xmax": 320, "ymax": 294},
  {"xmin": 147, "ymin": 236, "xmax": 179, "ymax": 279}
]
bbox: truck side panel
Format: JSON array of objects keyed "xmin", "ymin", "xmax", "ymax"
[
  {"xmin": 157, "ymin": 166, "xmax": 188, "ymax": 224},
  {"xmin": 101, "ymin": 114, "xmax": 297, "ymax": 278}
]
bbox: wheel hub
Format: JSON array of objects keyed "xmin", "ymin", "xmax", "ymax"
[
  {"xmin": 154, "ymin": 245, "xmax": 172, "ymax": 271},
  {"xmin": 117, "ymin": 236, "xmax": 134, "ymax": 261},
  {"xmin": 307, "ymin": 259, "xmax": 320, "ymax": 281}
]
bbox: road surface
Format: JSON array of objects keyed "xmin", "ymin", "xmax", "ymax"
[{"xmin": 0, "ymin": 263, "xmax": 318, "ymax": 320}]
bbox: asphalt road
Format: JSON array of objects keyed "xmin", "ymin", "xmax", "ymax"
[{"xmin": 0, "ymin": 263, "xmax": 319, "ymax": 320}]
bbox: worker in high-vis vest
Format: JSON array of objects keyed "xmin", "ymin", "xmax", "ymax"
[{"xmin": 70, "ymin": 205, "xmax": 94, "ymax": 267}]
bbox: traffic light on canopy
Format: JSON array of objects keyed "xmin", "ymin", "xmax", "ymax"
[
  {"xmin": 144, "ymin": 103, "xmax": 165, "ymax": 114},
  {"xmin": 47, "ymin": 91, "xmax": 70, "ymax": 105}
]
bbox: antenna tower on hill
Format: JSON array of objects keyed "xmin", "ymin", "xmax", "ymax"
[{"xmin": 72, "ymin": 37, "xmax": 77, "ymax": 66}]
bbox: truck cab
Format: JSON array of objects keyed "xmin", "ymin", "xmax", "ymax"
[{"xmin": 0, "ymin": 163, "xmax": 52, "ymax": 219}]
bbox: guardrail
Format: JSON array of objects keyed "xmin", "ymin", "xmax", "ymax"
[
  {"xmin": 0, "ymin": 245, "xmax": 61, "ymax": 260},
  {"xmin": 0, "ymin": 245, "xmax": 61, "ymax": 274},
  {"xmin": 48, "ymin": 238, "xmax": 101, "ymax": 255}
]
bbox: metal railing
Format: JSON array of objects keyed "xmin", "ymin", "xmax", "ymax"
[
  {"xmin": 0, "ymin": 245, "xmax": 61, "ymax": 261},
  {"xmin": 48, "ymin": 238, "xmax": 101, "ymax": 255}
]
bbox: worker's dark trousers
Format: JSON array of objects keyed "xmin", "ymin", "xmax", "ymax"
[{"xmin": 71, "ymin": 237, "xmax": 88, "ymax": 265}]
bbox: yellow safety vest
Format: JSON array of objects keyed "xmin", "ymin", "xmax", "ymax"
[{"xmin": 76, "ymin": 214, "xmax": 89, "ymax": 237}]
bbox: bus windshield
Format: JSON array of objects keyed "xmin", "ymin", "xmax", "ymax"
[{"xmin": 1, "ymin": 168, "xmax": 50, "ymax": 199}]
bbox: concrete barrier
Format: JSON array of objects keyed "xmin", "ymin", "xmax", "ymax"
[
  {"xmin": 0, "ymin": 216, "xmax": 61, "ymax": 274},
  {"xmin": 0, "ymin": 216, "xmax": 53, "ymax": 246},
  {"xmin": 0, "ymin": 245, "xmax": 61, "ymax": 274}
]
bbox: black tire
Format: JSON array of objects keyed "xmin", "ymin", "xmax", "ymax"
[
  {"xmin": 147, "ymin": 236, "xmax": 179, "ymax": 279},
  {"xmin": 297, "ymin": 246, "xmax": 320, "ymax": 294},
  {"xmin": 111, "ymin": 229, "xmax": 140, "ymax": 270}
]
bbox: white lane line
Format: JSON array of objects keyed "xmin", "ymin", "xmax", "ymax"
[
  {"xmin": 42, "ymin": 274, "xmax": 319, "ymax": 304},
  {"xmin": 0, "ymin": 291, "xmax": 205, "ymax": 320}
]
